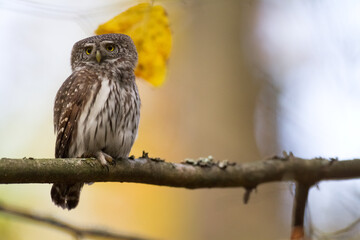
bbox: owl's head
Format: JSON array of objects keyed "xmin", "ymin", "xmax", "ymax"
[{"xmin": 70, "ymin": 33, "xmax": 138, "ymax": 71}]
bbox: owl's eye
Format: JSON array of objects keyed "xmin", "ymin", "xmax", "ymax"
[
  {"xmin": 85, "ymin": 47, "xmax": 92, "ymax": 55},
  {"xmin": 106, "ymin": 44, "xmax": 115, "ymax": 52}
]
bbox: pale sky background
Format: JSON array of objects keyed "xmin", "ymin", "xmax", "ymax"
[{"xmin": 256, "ymin": 0, "xmax": 360, "ymax": 238}]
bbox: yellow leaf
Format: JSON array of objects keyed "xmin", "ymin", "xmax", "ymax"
[{"xmin": 95, "ymin": 3, "xmax": 172, "ymax": 87}]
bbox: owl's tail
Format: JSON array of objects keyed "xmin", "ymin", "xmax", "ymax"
[{"xmin": 51, "ymin": 183, "xmax": 84, "ymax": 210}]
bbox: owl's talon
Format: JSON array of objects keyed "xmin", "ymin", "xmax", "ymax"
[
  {"xmin": 95, "ymin": 151, "xmax": 114, "ymax": 168},
  {"xmin": 103, "ymin": 164, "xmax": 110, "ymax": 172},
  {"xmin": 104, "ymin": 153, "xmax": 115, "ymax": 165},
  {"xmin": 110, "ymin": 158, "xmax": 117, "ymax": 166}
]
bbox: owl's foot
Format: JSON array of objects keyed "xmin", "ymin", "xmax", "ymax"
[{"xmin": 95, "ymin": 151, "xmax": 114, "ymax": 167}]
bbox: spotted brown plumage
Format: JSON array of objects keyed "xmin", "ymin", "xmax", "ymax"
[{"xmin": 52, "ymin": 34, "xmax": 140, "ymax": 210}]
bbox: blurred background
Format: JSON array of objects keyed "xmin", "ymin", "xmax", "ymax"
[{"xmin": 1, "ymin": 0, "xmax": 360, "ymax": 239}]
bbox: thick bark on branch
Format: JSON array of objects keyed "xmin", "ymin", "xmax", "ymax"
[{"xmin": 0, "ymin": 155, "xmax": 358, "ymax": 187}]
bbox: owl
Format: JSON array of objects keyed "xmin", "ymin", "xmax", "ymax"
[{"xmin": 51, "ymin": 34, "xmax": 140, "ymax": 210}]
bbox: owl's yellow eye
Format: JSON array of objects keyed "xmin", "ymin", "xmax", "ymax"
[
  {"xmin": 85, "ymin": 47, "xmax": 92, "ymax": 55},
  {"xmin": 106, "ymin": 44, "xmax": 115, "ymax": 51}
]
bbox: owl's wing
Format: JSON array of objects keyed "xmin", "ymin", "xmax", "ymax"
[{"xmin": 54, "ymin": 71, "xmax": 93, "ymax": 158}]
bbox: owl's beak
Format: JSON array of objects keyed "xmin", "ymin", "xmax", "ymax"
[{"xmin": 96, "ymin": 50, "xmax": 102, "ymax": 63}]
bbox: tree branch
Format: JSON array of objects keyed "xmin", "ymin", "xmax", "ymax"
[
  {"xmin": 0, "ymin": 203, "xmax": 150, "ymax": 240},
  {"xmin": 0, "ymin": 155, "xmax": 358, "ymax": 187}
]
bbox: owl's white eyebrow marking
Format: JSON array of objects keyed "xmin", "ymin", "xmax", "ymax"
[
  {"xmin": 84, "ymin": 43, "xmax": 96, "ymax": 47},
  {"xmin": 101, "ymin": 41, "xmax": 114, "ymax": 45}
]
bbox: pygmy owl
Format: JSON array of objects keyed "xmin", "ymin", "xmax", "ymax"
[{"xmin": 52, "ymin": 33, "xmax": 140, "ymax": 210}]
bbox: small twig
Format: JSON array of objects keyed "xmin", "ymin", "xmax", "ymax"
[
  {"xmin": 311, "ymin": 217, "xmax": 360, "ymax": 239},
  {"xmin": 0, "ymin": 203, "xmax": 151, "ymax": 240},
  {"xmin": 243, "ymin": 187, "xmax": 253, "ymax": 204},
  {"xmin": 291, "ymin": 183, "xmax": 311, "ymax": 240}
]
